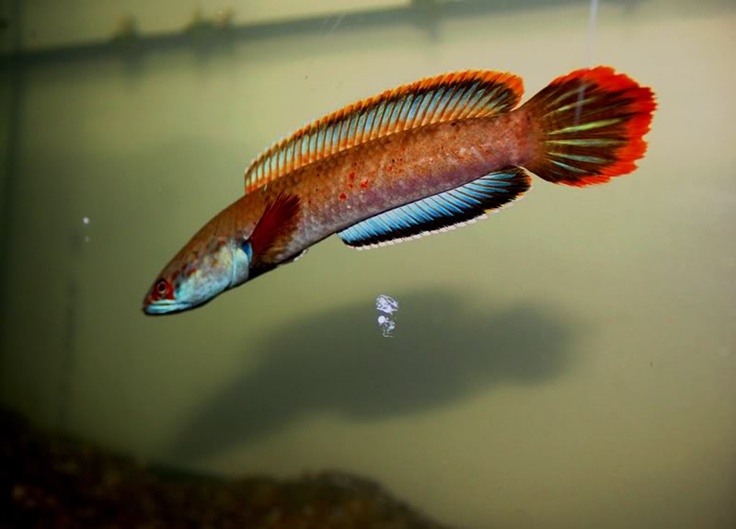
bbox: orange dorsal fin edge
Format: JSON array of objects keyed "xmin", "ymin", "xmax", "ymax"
[{"xmin": 244, "ymin": 70, "xmax": 524, "ymax": 194}]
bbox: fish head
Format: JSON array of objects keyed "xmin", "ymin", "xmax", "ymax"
[{"xmin": 142, "ymin": 236, "xmax": 251, "ymax": 315}]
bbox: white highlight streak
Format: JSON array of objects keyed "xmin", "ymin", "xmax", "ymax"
[
  {"xmin": 575, "ymin": 0, "xmax": 600, "ymax": 125},
  {"xmin": 587, "ymin": 0, "xmax": 599, "ymax": 65}
]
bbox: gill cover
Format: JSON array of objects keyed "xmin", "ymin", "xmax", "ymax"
[{"xmin": 143, "ymin": 237, "xmax": 251, "ymax": 315}]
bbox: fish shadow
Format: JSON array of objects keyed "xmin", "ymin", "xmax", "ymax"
[{"xmin": 169, "ymin": 288, "xmax": 578, "ymax": 460}]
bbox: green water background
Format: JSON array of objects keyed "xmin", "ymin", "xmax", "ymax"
[{"xmin": 1, "ymin": 1, "xmax": 734, "ymax": 527}]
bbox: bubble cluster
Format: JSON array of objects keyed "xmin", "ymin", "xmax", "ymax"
[{"xmin": 375, "ymin": 294, "xmax": 399, "ymax": 338}]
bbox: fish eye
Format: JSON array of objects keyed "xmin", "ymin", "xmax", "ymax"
[{"xmin": 153, "ymin": 278, "xmax": 173, "ymax": 300}]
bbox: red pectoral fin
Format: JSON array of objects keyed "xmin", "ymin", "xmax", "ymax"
[{"xmin": 249, "ymin": 192, "xmax": 301, "ymax": 266}]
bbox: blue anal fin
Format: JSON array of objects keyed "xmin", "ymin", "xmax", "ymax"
[{"xmin": 338, "ymin": 167, "xmax": 531, "ymax": 249}]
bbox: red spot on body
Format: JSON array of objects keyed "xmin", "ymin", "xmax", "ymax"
[
  {"xmin": 348, "ymin": 171, "xmax": 356, "ymax": 180},
  {"xmin": 386, "ymin": 165, "xmax": 393, "ymax": 173},
  {"xmin": 360, "ymin": 179, "xmax": 369, "ymax": 189},
  {"xmin": 348, "ymin": 183, "xmax": 354, "ymax": 189},
  {"xmin": 339, "ymin": 192, "xmax": 347, "ymax": 201}
]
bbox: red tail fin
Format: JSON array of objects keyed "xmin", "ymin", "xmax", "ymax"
[{"xmin": 522, "ymin": 66, "xmax": 656, "ymax": 187}]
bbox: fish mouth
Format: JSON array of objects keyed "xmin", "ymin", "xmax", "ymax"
[{"xmin": 142, "ymin": 299, "xmax": 191, "ymax": 316}]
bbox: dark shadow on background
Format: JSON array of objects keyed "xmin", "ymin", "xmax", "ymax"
[
  {"xmin": 8, "ymin": 0, "xmax": 660, "ymax": 66},
  {"xmin": 170, "ymin": 288, "xmax": 579, "ymax": 460}
]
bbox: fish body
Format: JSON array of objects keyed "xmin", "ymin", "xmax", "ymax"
[
  {"xmin": 226, "ymin": 111, "xmax": 528, "ymax": 258},
  {"xmin": 143, "ymin": 67, "xmax": 655, "ymax": 315}
]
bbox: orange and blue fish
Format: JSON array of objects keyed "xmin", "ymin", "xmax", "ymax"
[{"xmin": 143, "ymin": 66, "xmax": 655, "ymax": 315}]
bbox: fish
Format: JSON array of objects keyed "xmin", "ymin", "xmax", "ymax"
[{"xmin": 142, "ymin": 66, "xmax": 655, "ymax": 315}]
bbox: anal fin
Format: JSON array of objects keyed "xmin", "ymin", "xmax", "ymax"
[{"xmin": 338, "ymin": 167, "xmax": 531, "ymax": 249}]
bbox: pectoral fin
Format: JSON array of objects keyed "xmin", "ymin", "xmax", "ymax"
[{"xmin": 248, "ymin": 192, "xmax": 301, "ymax": 266}]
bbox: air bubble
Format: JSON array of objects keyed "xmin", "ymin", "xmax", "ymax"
[{"xmin": 376, "ymin": 294, "xmax": 399, "ymax": 338}]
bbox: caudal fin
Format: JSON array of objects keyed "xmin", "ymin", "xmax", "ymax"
[{"xmin": 522, "ymin": 66, "xmax": 656, "ymax": 187}]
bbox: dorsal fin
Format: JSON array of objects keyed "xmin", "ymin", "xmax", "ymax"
[
  {"xmin": 338, "ymin": 167, "xmax": 531, "ymax": 249},
  {"xmin": 244, "ymin": 70, "xmax": 524, "ymax": 194}
]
